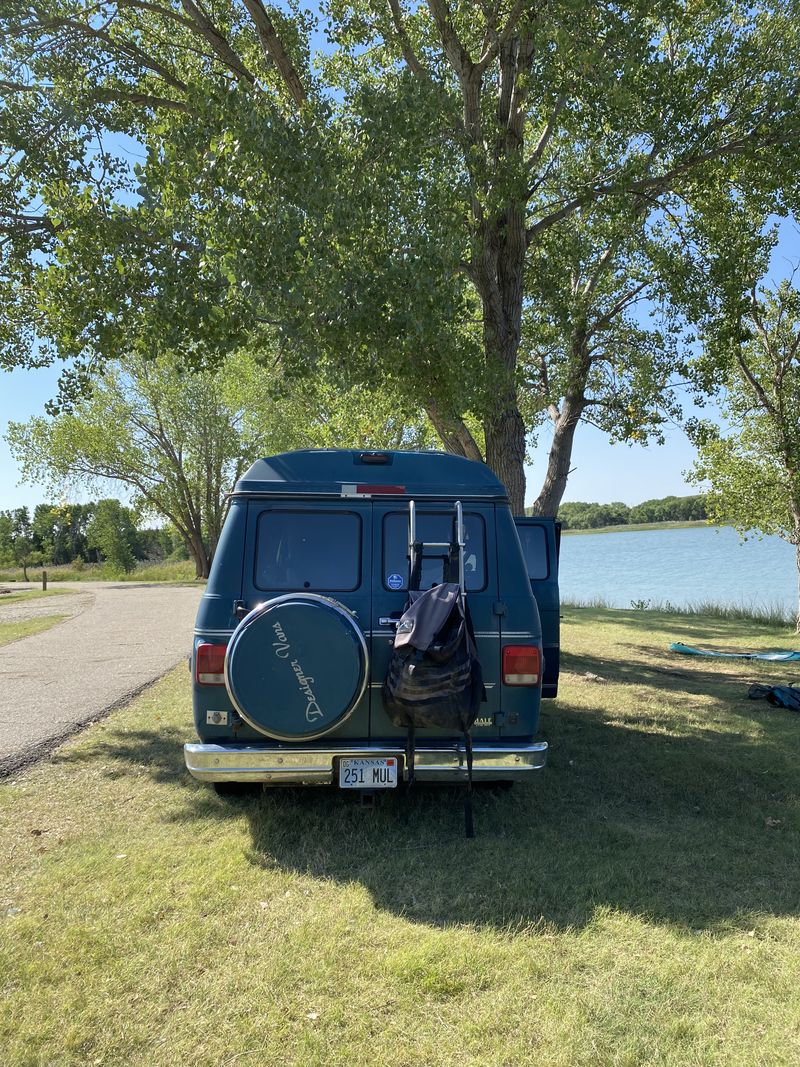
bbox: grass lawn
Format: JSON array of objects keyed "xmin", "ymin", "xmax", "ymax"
[
  {"xmin": 0, "ymin": 588, "xmax": 71, "ymax": 605},
  {"xmin": 0, "ymin": 615, "xmax": 68, "ymax": 647},
  {"xmin": 561, "ymin": 520, "xmax": 710, "ymax": 535},
  {"xmin": 0, "ymin": 560, "xmax": 198, "ymax": 583},
  {"xmin": 1, "ymin": 608, "xmax": 799, "ymax": 1065}
]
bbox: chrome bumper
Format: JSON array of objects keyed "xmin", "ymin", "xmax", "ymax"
[{"xmin": 184, "ymin": 740, "xmax": 548, "ymax": 784}]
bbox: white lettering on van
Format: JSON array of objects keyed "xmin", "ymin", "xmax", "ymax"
[
  {"xmin": 291, "ymin": 659, "xmax": 324, "ymax": 722},
  {"xmin": 272, "ymin": 620, "xmax": 290, "ymax": 659}
]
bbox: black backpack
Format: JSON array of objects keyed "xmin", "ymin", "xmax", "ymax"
[
  {"xmin": 748, "ymin": 683, "xmax": 800, "ymax": 711},
  {"xmin": 383, "ymin": 581, "xmax": 485, "ymax": 836}
]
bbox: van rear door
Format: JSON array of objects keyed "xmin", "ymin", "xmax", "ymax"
[
  {"xmin": 369, "ymin": 501, "xmax": 502, "ymax": 739},
  {"xmin": 514, "ymin": 517, "xmax": 560, "ymax": 697},
  {"xmin": 240, "ymin": 500, "xmax": 373, "ymax": 738}
]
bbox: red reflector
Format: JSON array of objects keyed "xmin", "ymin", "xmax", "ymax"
[
  {"xmin": 503, "ymin": 645, "xmax": 541, "ymax": 686},
  {"xmin": 356, "ymin": 484, "xmax": 406, "ymax": 494},
  {"xmin": 196, "ymin": 642, "xmax": 227, "ymax": 685}
]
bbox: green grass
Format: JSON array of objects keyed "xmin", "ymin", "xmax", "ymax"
[
  {"xmin": 0, "ymin": 559, "xmax": 198, "ymax": 583},
  {"xmin": 564, "ymin": 595, "xmax": 795, "ymax": 628},
  {"xmin": 2, "ymin": 608, "xmax": 800, "ymax": 1065},
  {"xmin": 562, "ymin": 520, "xmax": 711, "ymax": 535},
  {"xmin": 122, "ymin": 560, "xmax": 198, "ymax": 582},
  {"xmin": 0, "ymin": 588, "xmax": 71, "ymax": 605},
  {"xmin": 0, "ymin": 614, "xmax": 67, "ymax": 646}
]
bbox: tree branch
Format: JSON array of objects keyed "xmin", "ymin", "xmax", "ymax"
[
  {"xmin": 581, "ymin": 243, "xmax": 618, "ymax": 300},
  {"xmin": 94, "ymin": 87, "xmax": 197, "ymax": 113},
  {"xmin": 238, "ymin": 0, "xmax": 306, "ymax": 107},
  {"xmin": 178, "ymin": 0, "xmax": 256, "ymax": 84},
  {"xmin": 0, "ymin": 213, "xmax": 58, "ymax": 236},
  {"xmin": 744, "ymin": 288, "xmax": 780, "ymax": 418},
  {"xmin": 475, "ymin": 0, "xmax": 528, "ymax": 72},
  {"xmin": 527, "ymin": 124, "xmax": 800, "ymax": 244},
  {"xmin": 35, "ymin": 16, "xmax": 189, "ymax": 92},
  {"xmin": 426, "ymin": 0, "xmax": 474, "ymax": 78},
  {"xmin": 116, "ymin": 0, "xmax": 197, "ymax": 31},
  {"xmin": 526, "ymin": 92, "xmax": 567, "ymax": 174},
  {"xmin": 585, "ymin": 281, "xmax": 649, "ymax": 343},
  {"xmin": 386, "ymin": 0, "xmax": 427, "ymax": 77},
  {"xmin": 425, "ymin": 398, "xmax": 483, "ymax": 461}
]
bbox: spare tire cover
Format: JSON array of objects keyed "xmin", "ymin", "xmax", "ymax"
[{"xmin": 225, "ymin": 594, "xmax": 368, "ymax": 741}]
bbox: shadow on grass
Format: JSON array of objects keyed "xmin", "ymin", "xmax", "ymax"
[
  {"xmin": 241, "ymin": 700, "xmax": 799, "ymax": 932},
  {"xmin": 561, "ymin": 646, "xmax": 800, "ymax": 716},
  {"xmin": 50, "ymin": 724, "xmax": 188, "ymax": 783},
  {"xmin": 54, "ymin": 687, "xmax": 800, "ymax": 934},
  {"xmin": 562, "ymin": 646, "xmax": 788, "ymax": 700}
]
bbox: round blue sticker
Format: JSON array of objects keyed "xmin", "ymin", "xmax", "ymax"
[{"xmin": 387, "ymin": 573, "xmax": 404, "ymax": 590}]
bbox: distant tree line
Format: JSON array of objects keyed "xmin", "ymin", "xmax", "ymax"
[
  {"xmin": 0, "ymin": 501, "xmax": 185, "ymax": 578},
  {"xmin": 550, "ymin": 495, "xmax": 708, "ymax": 530}
]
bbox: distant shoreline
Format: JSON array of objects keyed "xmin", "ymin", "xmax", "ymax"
[{"xmin": 561, "ymin": 519, "xmax": 714, "ymax": 536}]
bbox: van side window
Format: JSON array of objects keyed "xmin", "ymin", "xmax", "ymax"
[
  {"xmin": 517, "ymin": 524, "xmax": 549, "ymax": 580},
  {"xmin": 383, "ymin": 512, "xmax": 486, "ymax": 591},
  {"xmin": 255, "ymin": 511, "xmax": 361, "ymax": 591}
]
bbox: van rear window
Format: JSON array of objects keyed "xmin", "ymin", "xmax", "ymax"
[
  {"xmin": 383, "ymin": 512, "xmax": 486, "ymax": 591},
  {"xmin": 255, "ymin": 511, "xmax": 361, "ymax": 591},
  {"xmin": 517, "ymin": 523, "xmax": 549, "ymax": 580}
]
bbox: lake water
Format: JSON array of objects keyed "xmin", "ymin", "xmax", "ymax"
[{"xmin": 559, "ymin": 525, "xmax": 798, "ymax": 616}]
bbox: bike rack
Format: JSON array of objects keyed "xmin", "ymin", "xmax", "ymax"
[{"xmin": 408, "ymin": 499, "xmax": 465, "ymax": 593}]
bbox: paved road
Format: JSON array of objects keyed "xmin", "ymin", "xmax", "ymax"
[{"xmin": 0, "ymin": 582, "xmax": 203, "ymax": 775}]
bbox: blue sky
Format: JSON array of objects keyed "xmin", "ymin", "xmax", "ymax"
[{"xmin": 0, "ymin": 360, "xmax": 709, "ymax": 512}]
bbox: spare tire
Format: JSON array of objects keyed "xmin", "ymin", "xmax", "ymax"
[{"xmin": 224, "ymin": 593, "xmax": 368, "ymax": 741}]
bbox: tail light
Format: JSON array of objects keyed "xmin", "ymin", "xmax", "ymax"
[
  {"xmin": 503, "ymin": 645, "xmax": 541, "ymax": 686},
  {"xmin": 196, "ymin": 643, "xmax": 227, "ymax": 685}
]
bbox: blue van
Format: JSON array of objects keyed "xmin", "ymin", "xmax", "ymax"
[{"xmin": 184, "ymin": 449, "xmax": 559, "ymax": 790}]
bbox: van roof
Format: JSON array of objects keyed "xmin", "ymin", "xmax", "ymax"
[{"xmin": 233, "ymin": 449, "xmax": 508, "ymax": 500}]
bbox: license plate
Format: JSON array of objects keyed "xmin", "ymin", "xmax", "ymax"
[{"xmin": 339, "ymin": 757, "xmax": 398, "ymax": 789}]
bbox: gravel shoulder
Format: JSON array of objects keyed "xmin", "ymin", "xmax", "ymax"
[
  {"xmin": 0, "ymin": 581, "xmax": 203, "ymax": 775},
  {"xmin": 0, "ymin": 590, "xmax": 94, "ymax": 625}
]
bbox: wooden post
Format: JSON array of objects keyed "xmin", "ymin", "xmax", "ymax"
[{"xmin": 42, "ymin": 570, "xmax": 47, "ymax": 591}]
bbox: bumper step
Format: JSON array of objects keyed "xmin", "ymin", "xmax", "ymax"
[{"xmin": 184, "ymin": 741, "xmax": 548, "ymax": 784}]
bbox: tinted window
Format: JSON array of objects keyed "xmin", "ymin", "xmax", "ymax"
[
  {"xmin": 517, "ymin": 523, "xmax": 549, "ymax": 580},
  {"xmin": 255, "ymin": 511, "xmax": 361, "ymax": 591},
  {"xmin": 383, "ymin": 512, "xmax": 486, "ymax": 591}
]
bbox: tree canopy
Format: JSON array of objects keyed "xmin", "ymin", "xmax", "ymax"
[
  {"xmin": 0, "ymin": 499, "xmax": 186, "ymax": 571},
  {"xmin": 6, "ymin": 347, "xmax": 434, "ymax": 575},
  {"xmin": 2, "ymin": 1, "xmax": 800, "ymax": 510},
  {"xmin": 690, "ymin": 277, "xmax": 800, "ymax": 630},
  {"xmin": 555, "ymin": 494, "xmax": 707, "ymax": 530},
  {"xmin": 86, "ymin": 498, "xmax": 139, "ymax": 573}
]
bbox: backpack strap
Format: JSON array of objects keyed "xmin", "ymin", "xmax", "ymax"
[
  {"xmin": 409, "ymin": 543, "xmax": 423, "ymax": 592},
  {"xmin": 463, "ymin": 730, "xmax": 475, "ymax": 838},
  {"xmin": 406, "ymin": 722, "xmax": 416, "ymax": 786}
]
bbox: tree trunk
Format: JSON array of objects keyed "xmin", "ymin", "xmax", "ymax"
[
  {"xmin": 186, "ymin": 530, "xmax": 210, "ymax": 579},
  {"xmin": 530, "ymin": 320, "xmax": 594, "ymax": 516},
  {"xmin": 425, "ymin": 400, "xmax": 484, "ymax": 461},
  {"xmin": 476, "ymin": 211, "xmax": 528, "ymax": 515},
  {"xmin": 484, "ymin": 399, "xmax": 527, "ymax": 514},
  {"xmin": 530, "ymin": 397, "xmax": 586, "ymax": 516}
]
